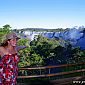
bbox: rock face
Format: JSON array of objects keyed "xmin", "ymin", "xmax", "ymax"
[{"xmin": 43, "ymin": 28, "xmax": 85, "ymax": 50}]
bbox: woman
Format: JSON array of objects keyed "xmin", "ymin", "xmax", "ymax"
[{"xmin": 0, "ymin": 32, "xmax": 26, "ymax": 85}]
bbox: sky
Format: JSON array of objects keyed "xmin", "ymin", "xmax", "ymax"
[{"xmin": 0, "ymin": 0, "xmax": 85, "ymax": 29}]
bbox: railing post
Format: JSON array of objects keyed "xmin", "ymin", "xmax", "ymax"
[
  {"xmin": 40, "ymin": 68, "xmax": 42, "ymax": 75},
  {"xmin": 49, "ymin": 68, "xmax": 51, "ymax": 79}
]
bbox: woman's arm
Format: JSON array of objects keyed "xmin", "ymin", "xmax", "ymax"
[{"xmin": 16, "ymin": 45, "xmax": 28, "ymax": 51}]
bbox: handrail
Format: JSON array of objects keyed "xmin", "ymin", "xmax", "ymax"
[
  {"xmin": 19, "ymin": 62, "xmax": 85, "ymax": 70},
  {"xmin": 18, "ymin": 62, "xmax": 85, "ymax": 79},
  {"xmin": 18, "ymin": 69, "xmax": 85, "ymax": 78}
]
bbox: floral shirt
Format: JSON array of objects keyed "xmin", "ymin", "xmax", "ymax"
[{"xmin": 0, "ymin": 53, "xmax": 19, "ymax": 85}]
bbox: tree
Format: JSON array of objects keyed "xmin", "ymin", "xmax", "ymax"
[
  {"xmin": 30, "ymin": 35, "xmax": 61, "ymax": 65},
  {"xmin": 2, "ymin": 24, "xmax": 11, "ymax": 33},
  {"xmin": 0, "ymin": 24, "xmax": 11, "ymax": 43},
  {"xmin": 17, "ymin": 38, "xmax": 30, "ymax": 67}
]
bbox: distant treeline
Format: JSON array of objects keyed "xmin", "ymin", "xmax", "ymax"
[{"xmin": 13, "ymin": 28, "xmax": 69, "ymax": 33}]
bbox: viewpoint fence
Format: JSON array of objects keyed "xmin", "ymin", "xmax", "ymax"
[{"xmin": 18, "ymin": 62, "xmax": 85, "ymax": 79}]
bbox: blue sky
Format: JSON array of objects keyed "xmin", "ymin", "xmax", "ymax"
[{"xmin": 0, "ymin": 0, "xmax": 85, "ymax": 29}]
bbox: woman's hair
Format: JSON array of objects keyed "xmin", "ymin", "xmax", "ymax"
[{"xmin": 1, "ymin": 39, "xmax": 11, "ymax": 47}]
